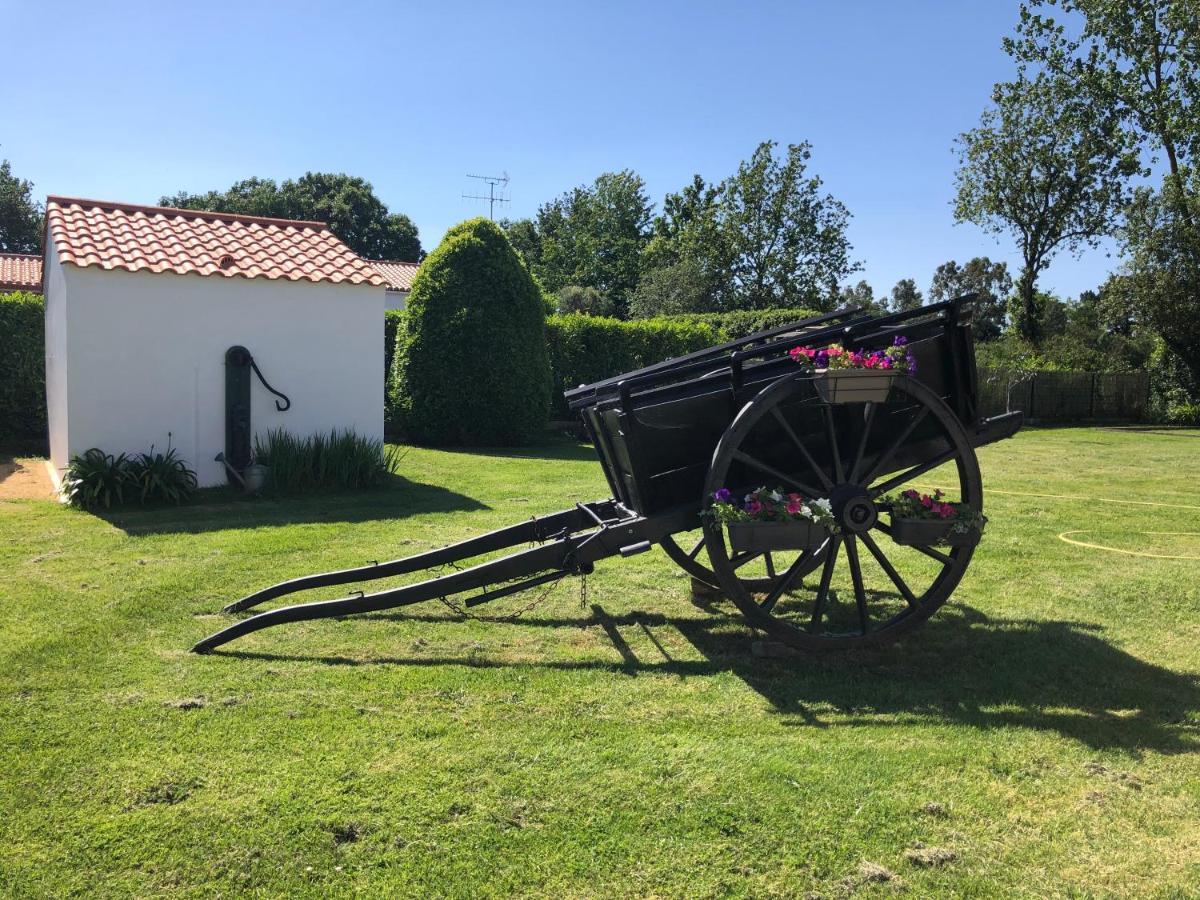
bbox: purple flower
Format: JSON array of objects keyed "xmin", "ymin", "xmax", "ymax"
[
  {"xmin": 814, "ymin": 351, "xmax": 829, "ymax": 369},
  {"xmin": 893, "ymin": 335, "xmax": 908, "ymax": 346},
  {"xmin": 713, "ymin": 488, "xmax": 732, "ymax": 503}
]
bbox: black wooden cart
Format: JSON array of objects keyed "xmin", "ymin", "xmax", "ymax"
[{"xmin": 193, "ymin": 296, "xmax": 1021, "ymax": 654}]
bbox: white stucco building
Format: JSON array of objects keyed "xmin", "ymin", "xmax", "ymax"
[{"xmin": 43, "ymin": 197, "xmax": 386, "ymax": 488}]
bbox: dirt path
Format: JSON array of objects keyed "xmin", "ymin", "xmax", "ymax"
[{"xmin": 0, "ymin": 458, "xmax": 56, "ymax": 501}]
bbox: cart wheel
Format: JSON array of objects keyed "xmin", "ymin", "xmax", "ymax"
[
  {"xmin": 702, "ymin": 374, "xmax": 982, "ymax": 651},
  {"xmin": 660, "ymin": 529, "xmax": 828, "ymax": 595}
]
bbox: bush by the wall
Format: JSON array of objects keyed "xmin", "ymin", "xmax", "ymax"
[
  {"xmin": 545, "ymin": 314, "xmax": 717, "ymax": 417},
  {"xmin": 384, "ymin": 309, "xmax": 407, "ymax": 429},
  {"xmin": 0, "ymin": 291, "xmax": 46, "ymax": 442},
  {"xmin": 668, "ymin": 307, "xmax": 822, "ymax": 341},
  {"xmin": 254, "ymin": 428, "xmax": 401, "ymax": 492},
  {"xmin": 394, "ymin": 218, "xmax": 552, "ymax": 445}
]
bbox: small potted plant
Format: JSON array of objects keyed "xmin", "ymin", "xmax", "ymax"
[
  {"xmin": 885, "ymin": 488, "xmax": 986, "ymax": 547},
  {"xmin": 789, "ymin": 336, "xmax": 916, "ymax": 404},
  {"xmin": 706, "ymin": 486, "xmax": 838, "ymax": 552}
]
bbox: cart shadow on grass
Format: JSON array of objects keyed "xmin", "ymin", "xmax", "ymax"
[
  {"xmin": 91, "ymin": 473, "xmax": 487, "ymax": 536},
  {"xmin": 215, "ymin": 600, "xmax": 1200, "ymax": 756}
]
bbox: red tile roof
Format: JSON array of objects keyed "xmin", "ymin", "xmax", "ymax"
[
  {"xmin": 368, "ymin": 259, "xmax": 420, "ymax": 291},
  {"xmin": 46, "ymin": 197, "xmax": 385, "ymax": 287},
  {"xmin": 0, "ymin": 253, "xmax": 43, "ymax": 293}
]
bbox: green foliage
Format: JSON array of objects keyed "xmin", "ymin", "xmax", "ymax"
[
  {"xmin": 526, "ymin": 171, "xmax": 653, "ymax": 315},
  {"xmin": 162, "ymin": 173, "xmax": 422, "ymax": 261},
  {"xmin": 555, "ymin": 285, "xmax": 615, "ymax": 317},
  {"xmin": 254, "ymin": 429, "xmax": 400, "ymax": 493},
  {"xmin": 628, "ymin": 259, "xmax": 718, "ymax": 318},
  {"xmin": 649, "ymin": 143, "xmax": 856, "ymax": 312},
  {"xmin": 545, "ymin": 314, "xmax": 717, "ymax": 416},
  {"xmin": 396, "ymin": 218, "xmax": 552, "ymax": 445},
  {"xmin": 1148, "ymin": 339, "xmax": 1200, "ymax": 425},
  {"xmin": 61, "ymin": 449, "xmax": 134, "ymax": 509},
  {"xmin": 954, "ymin": 72, "xmax": 1138, "ymax": 343},
  {"xmin": 666, "ymin": 306, "xmax": 822, "ymax": 341},
  {"xmin": 928, "ymin": 258, "xmax": 1012, "ymax": 341},
  {"xmin": 834, "ymin": 280, "xmax": 883, "ymax": 315},
  {"xmin": 0, "ymin": 160, "xmax": 42, "ymax": 253},
  {"xmin": 0, "ymin": 291, "xmax": 47, "ymax": 441},
  {"xmin": 128, "ymin": 446, "xmax": 198, "ymax": 504},
  {"xmin": 889, "ymin": 278, "xmax": 923, "ymax": 313}
]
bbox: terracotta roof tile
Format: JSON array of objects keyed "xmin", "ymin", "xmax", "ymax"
[
  {"xmin": 368, "ymin": 259, "xmax": 420, "ymax": 291},
  {"xmin": 0, "ymin": 253, "xmax": 43, "ymax": 293},
  {"xmin": 45, "ymin": 197, "xmax": 385, "ymax": 287}
]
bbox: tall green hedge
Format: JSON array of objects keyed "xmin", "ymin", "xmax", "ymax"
[
  {"xmin": 0, "ymin": 291, "xmax": 46, "ymax": 442},
  {"xmin": 394, "ymin": 218, "xmax": 552, "ymax": 445},
  {"xmin": 545, "ymin": 314, "xmax": 718, "ymax": 417},
  {"xmin": 667, "ymin": 307, "xmax": 822, "ymax": 341}
]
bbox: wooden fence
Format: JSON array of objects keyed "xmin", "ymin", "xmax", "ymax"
[{"xmin": 977, "ymin": 369, "xmax": 1150, "ymax": 423}]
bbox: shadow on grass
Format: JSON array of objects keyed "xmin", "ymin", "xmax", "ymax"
[
  {"xmin": 211, "ymin": 602, "xmax": 1199, "ymax": 754},
  {"xmin": 94, "ymin": 474, "xmax": 487, "ymax": 536},
  {"xmin": 411, "ymin": 439, "xmax": 598, "ymax": 464}
]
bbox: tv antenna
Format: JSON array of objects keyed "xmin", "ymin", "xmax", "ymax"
[{"xmin": 463, "ymin": 172, "xmax": 510, "ymax": 219}]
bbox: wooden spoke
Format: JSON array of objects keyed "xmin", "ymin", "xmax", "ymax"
[
  {"xmin": 732, "ymin": 550, "xmax": 764, "ymax": 570},
  {"xmin": 760, "ymin": 554, "xmax": 808, "ymax": 613},
  {"xmin": 848, "ymin": 401, "xmax": 877, "ymax": 483},
  {"xmin": 808, "ymin": 537, "xmax": 841, "ymax": 633},
  {"xmin": 764, "ymin": 552, "xmax": 777, "ymax": 579},
  {"xmin": 687, "ymin": 535, "xmax": 706, "ymax": 560},
  {"xmin": 844, "ymin": 536, "xmax": 870, "ymax": 634},
  {"xmin": 770, "ymin": 407, "xmax": 834, "ymax": 491},
  {"xmin": 875, "ymin": 521, "xmax": 954, "ymax": 565},
  {"xmin": 869, "ymin": 446, "xmax": 959, "ymax": 498},
  {"xmin": 822, "ymin": 405, "xmax": 845, "ymax": 483},
  {"xmin": 733, "ymin": 450, "xmax": 822, "ymax": 498},
  {"xmin": 860, "ymin": 407, "xmax": 929, "ymax": 486},
  {"xmin": 859, "ymin": 531, "xmax": 917, "ymax": 608}
]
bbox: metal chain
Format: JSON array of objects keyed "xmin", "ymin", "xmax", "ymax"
[{"xmin": 435, "ymin": 573, "xmax": 564, "ymax": 623}]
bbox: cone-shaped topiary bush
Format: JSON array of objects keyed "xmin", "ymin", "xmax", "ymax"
[{"xmin": 395, "ymin": 218, "xmax": 552, "ymax": 445}]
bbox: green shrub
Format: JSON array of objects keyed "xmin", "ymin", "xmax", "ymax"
[
  {"xmin": 667, "ymin": 307, "xmax": 822, "ymax": 341},
  {"xmin": 254, "ymin": 428, "xmax": 400, "ymax": 492},
  {"xmin": 128, "ymin": 446, "xmax": 197, "ymax": 504},
  {"xmin": 0, "ymin": 291, "xmax": 47, "ymax": 442},
  {"xmin": 395, "ymin": 218, "xmax": 552, "ymax": 445},
  {"xmin": 545, "ymin": 314, "xmax": 717, "ymax": 417},
  {"xmin": 62, "ymin": 449, "xmax": 134, "ymax": 509},
  {"xmin": 384, "ymin": 309, "xmax": 407, "ymax": 430}
]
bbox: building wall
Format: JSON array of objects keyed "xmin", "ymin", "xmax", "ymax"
[
  {"xmin": 384, "ymin": 289, "xmax": 408, "ymax": 311},
  {"xmin": 58, "ymin": 264, "xmax": 383, "ymax": 488},
  {"xmin": 44, "ymin": 241, "xmax": 70, "ymax": 482}
]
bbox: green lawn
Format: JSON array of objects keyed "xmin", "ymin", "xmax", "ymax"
[{"xmin": 2, "ymin": 428, "xmax": 1199, "ymax": 897}]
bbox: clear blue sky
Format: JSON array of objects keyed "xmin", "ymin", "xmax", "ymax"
[{"xmin": 2, "ymin": 0, "xmax": 1115, "ymax": 300}]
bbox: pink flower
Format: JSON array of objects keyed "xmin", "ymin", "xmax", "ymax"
[
  {"xmin": 827, "ymin": 346, "xmax": 844, "ymax": 357},
  {"xmin": 747, "ymin": 500, "xmax": 763, "ymax": 515},
  {"xmin": 786, "ymin": 499, "xmax": 803, "ymax": 515},
  {"xmin": 921, "ymin": 495, "xmax": 934, "ymax": 509},
  {"xmin": 937, "ymin": 504, "xmax": 955, "ymax": 519}
]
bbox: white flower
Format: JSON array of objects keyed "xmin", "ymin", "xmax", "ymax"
[
  {"xmin": 812, "ymin": 498, "xmax": 833, "ymax": 514},
  {"xmin": 800, "ymin": 504, "xmax": 812, "ymax": 518},
  {"xmin": 768, "ymin": 490, "xmax": 783, "ymax": 502}
]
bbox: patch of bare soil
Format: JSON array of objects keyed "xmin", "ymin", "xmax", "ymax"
[{"xmin": 0, "ymin": 458, "xmax": 55, "ymax": 501}]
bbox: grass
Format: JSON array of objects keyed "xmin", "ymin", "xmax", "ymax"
[{"xmin": 1, "ymin": 427, "xmax": 1199, "ymax": 897}]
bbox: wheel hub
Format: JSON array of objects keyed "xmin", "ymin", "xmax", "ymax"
[{"xmin": 830, "ymin": 483, "xmax": 878, "ymax": 533}]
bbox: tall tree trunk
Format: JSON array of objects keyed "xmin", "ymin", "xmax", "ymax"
[{"xmin": 1017, "ymin": 266, "xmax": 1042, "ymax": 346}]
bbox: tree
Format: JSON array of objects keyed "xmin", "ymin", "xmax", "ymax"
[
  {"xmin": 836, "ymin": 280, "xmax": 881, "ymax": 314},
  {"xmin": 889, "ymin": 278, "xmax": 923, "ymax": 312},
  {"xmin": 712, "ymin": 142, "xmax": 856, "ymax": 311},
  {"xmin": 1005, "ymin": 0, "xmax": 1200, "ymax": 382},
  {"xmin": 163, "ymin": 173, "xmax": 422, "ymax": 261},
  {"xmin": 928, "ymin": 258, "xmax": 1013, "ymax": 341},
  {"xmin": 531, "ymin": 170, "xmax": 652, "ymax": 314},
  {"xmin": 954, "ymin": 73, "xmax": 1138, "ymax": 344},
  {"xmin": 628, "ymin": 258, "xmax": 719, "ymax": 318},
  {"xmin": 499, "ymin": 218, "xmax": 542, "ymax": 270},
  {"xmin": 394, "ymin": 218, "xmax": 551, "ymax": 445},
  {"xmin": 0, "ymin": 160, "xmax": 42, "ymax": 254},
  {"xmin": 644, "ymin": 143, "xmax": 857, "ymax": 312},
  {"xmin": 555, "ymin": 285, "xmax": 615, "ymax": 317}
]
